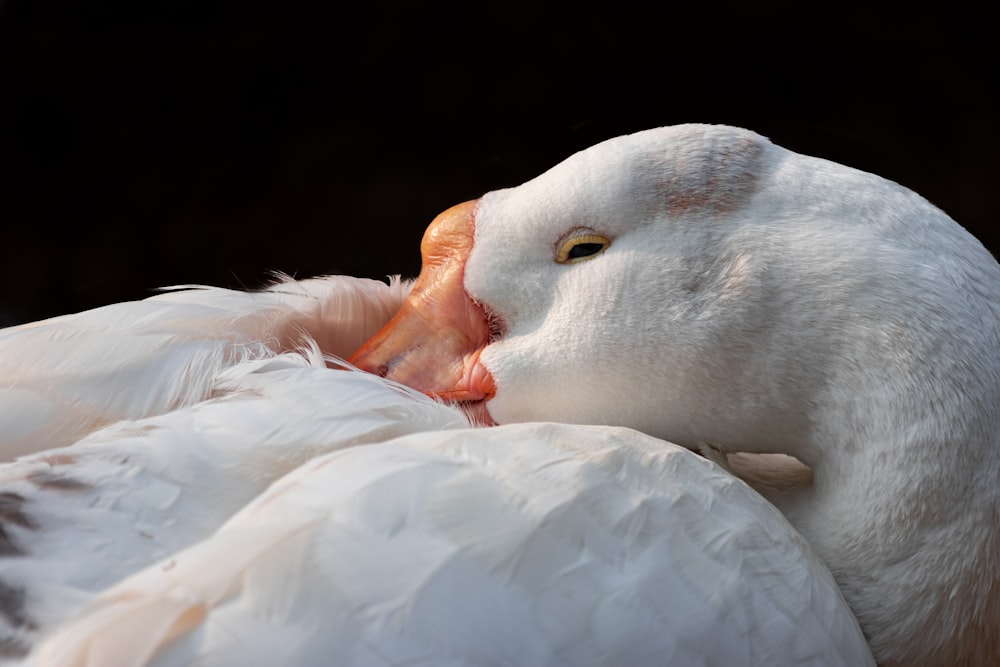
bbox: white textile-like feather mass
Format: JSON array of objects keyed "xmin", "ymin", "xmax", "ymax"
[
  {"xmin": 0, "ymin": 353, "xmax": 467, "ymax": 658},
  {"xmin": 0, "ymin": 272, "xmax": 872, "ymax": 666},
  {"xmin": 30, "ymin": 424, "xmax": 871, "ymax": 667},
  {"xmin": 0, "ymin": 275, "xmax": 410, "ymax": 459}
]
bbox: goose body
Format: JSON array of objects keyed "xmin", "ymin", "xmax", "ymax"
[
  {"xmin": 353, "ymin": 125, "xmax": 1000, "ymax": 665},
  {"xmin": 29, "ymin": 424, "xmax": 872, "ymax": 667},
  {"xmin": 1, "ymin": 352, "xmax": 466, "ymax": 659},
  {"xmin": 0, "ymin": 276, "xmax": 873, "ymax": 664},
  {"xmin": 0, "ymin": 276, "xmax": 455, "ymax": 656}
]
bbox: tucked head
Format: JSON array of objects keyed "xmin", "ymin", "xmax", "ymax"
[
  {"xmin": 350, "ymin": 124, "xmax": 1000, "ymax": 470},
  {"xmin": 353, "ymin": 123, "xmax": 1000, "ymax": 665}
]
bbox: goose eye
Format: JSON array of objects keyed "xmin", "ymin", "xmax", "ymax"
[{"xmin": 556, "ymin": 233, "xmax": 611, "ymax": 264}]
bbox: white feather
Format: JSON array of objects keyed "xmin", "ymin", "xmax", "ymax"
[
  {"xmin": 4, "ymin": 128, "xmax": 942, "ymax": 665},
  {"xmin": 0, "ymin": 351, "xmax": 466, "ymax": 657},
  {"xmin": 28, "ymin": 424, "xmax": 872, "ymax": 667},
  {"xmin": 0, "ymin": 275, "xmax": 409, "ymax": 459}
]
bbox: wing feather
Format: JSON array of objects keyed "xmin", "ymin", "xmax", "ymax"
[
  {"xmin": 0, "ymin": 276, "xmax": 409, "ymax": 459},
  {"xmin": 30, "ymin": 425, "xmax": 874, "ymax": 667}
]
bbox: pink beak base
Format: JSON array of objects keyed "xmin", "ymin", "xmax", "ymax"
[{"xmin": 349, "ymin": 201, "xmax": 497, "ymax": 423}]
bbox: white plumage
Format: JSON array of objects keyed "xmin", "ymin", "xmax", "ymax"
[
  {"xmin": 0, "ymin": 275, "xmax": 872, "ymax": 665},
  {"xmin": 14, "ymin": 122, "xmax": 995, "ymax": 664},
  {"xmin": 30, "ymin": 424, "xmax": 872, "ymax": 667},
  {"xmin": 0, "ymin": 352, "xmax": 467, "ymax": 656},
  {"xmin": 0, "ymin": 275, "xmax": 407, "ymax": 459},
  {"xmin": 353, "ymin": 125, "xmax": 1000, "ymax": 665}
]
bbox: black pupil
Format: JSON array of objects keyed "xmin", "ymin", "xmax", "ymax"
[{"xmin": 568, "ymin": 242, "xmax": 604, "ymax": 259}]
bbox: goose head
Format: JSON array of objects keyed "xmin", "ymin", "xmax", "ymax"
[{"xmin": 350, "ymin": 124, "xmax": 1000, "ymax": 665}]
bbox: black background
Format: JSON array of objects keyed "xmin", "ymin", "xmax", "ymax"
[{"xmin": 0, "ymin": 2, "xmax": 996, "ymax": 326}]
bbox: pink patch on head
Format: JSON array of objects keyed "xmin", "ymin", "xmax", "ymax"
[{"xmin": 656, "ymin": 127, "xmax": 766, "ymax": 218}]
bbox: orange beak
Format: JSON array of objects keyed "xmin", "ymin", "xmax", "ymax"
[{"xmin": 348, "ymin": 201, "xmax": 498, "ymax": 423}]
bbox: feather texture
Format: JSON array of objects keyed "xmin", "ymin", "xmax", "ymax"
[
  {"xmin": 0, "ymin": 276, "xmax": 409, "ymax": 460},
  {"xmin": 0, "ymin": 128, "xmax": 924, "ymax": 664},
  {"xmin": 0, "ymin": 351, "xmax": 467, "ymax": 658},
  {"xmin": 29, "ymin": 424, "xmax": 872, "ymax": 667}
]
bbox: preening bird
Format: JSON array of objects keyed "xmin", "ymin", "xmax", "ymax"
[
  {"xmin": 352, "ymin": 125, "xmax": 1000, "ymax": 666},
  {"xmin": 4, "ymin": 123, "xmax": 997, "ymax": 665},
  {"xmin": 0, "ymin": 274, "xmax": 872, "ymax": 666}
]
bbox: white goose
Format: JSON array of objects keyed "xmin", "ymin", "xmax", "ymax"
[
  {"xmin": 7, "ymin": 122, "xmax": 991, "ymax": 665},
  {"xmin": 3, "ymin": 276, "xmax": 871, "ymax": 663},
  {"xmin": 351, "ymin": 124, "xmax": 1000, "ymax": 666}
]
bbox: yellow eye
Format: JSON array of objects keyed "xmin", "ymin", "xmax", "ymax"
[{"xmin": 556, "ymin": 233, "xmax": 611, "ymax": 264}]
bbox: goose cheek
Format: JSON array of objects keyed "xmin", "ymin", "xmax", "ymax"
[{"xmin": 349, "ymin": 201, "xmax": 497, "ymax": 409}]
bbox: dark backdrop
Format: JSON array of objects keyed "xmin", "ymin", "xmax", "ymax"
[{"xmin": 0, "ymin": 2, "xmax": 996, "ymax": 326}]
